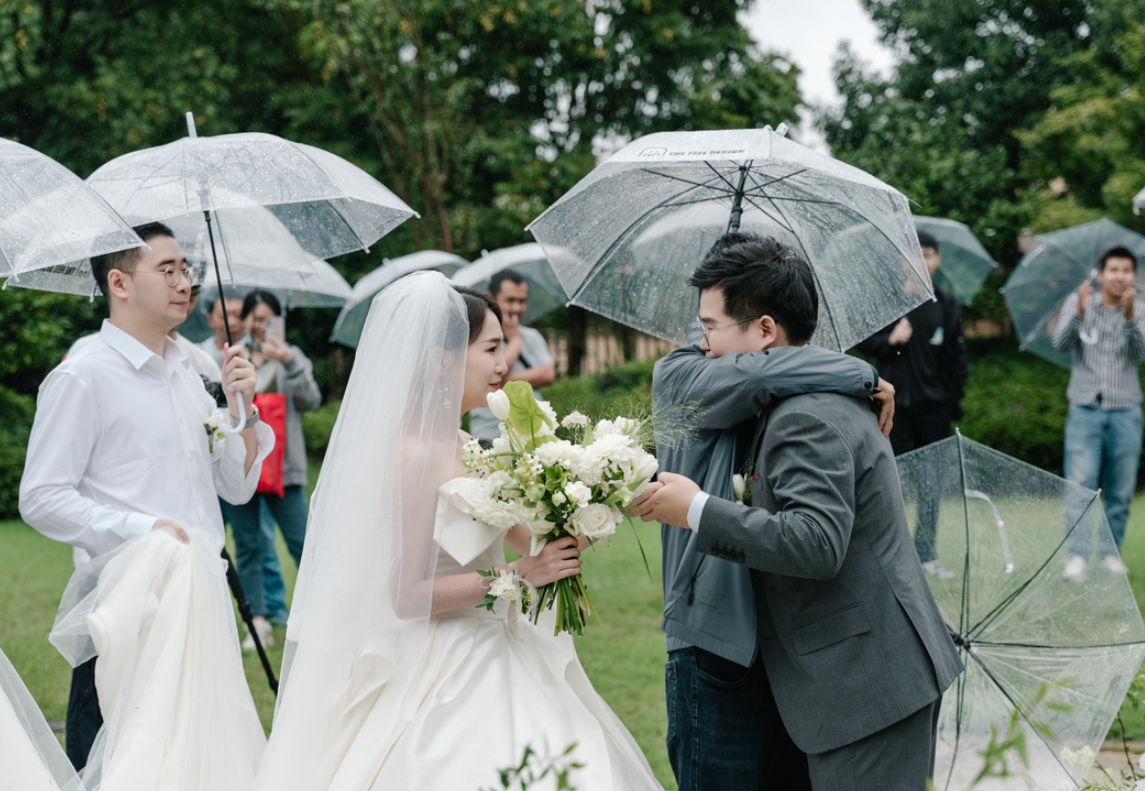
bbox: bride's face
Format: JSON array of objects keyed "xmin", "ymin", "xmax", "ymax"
[{"xmin": 461, "ymin": 310, "xmax": 508, "ymax": 415}]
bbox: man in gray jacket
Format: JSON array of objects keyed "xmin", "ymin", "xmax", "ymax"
[{"xmin": 638, "ymin": 235, "xmax": 962, "ymax": 790}]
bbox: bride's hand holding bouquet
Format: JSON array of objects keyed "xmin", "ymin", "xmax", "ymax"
[{"xmin": 456, "ymin": 381, "xmax": 659, "ymax": 636}]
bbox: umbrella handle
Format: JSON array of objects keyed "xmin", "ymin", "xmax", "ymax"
[{"xmin": 230, "ymin": 392, "xmax": 247, "ymax": 432}]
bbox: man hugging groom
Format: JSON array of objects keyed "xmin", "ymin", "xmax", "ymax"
[{"xmin": 633, "ymin": 234, "xmax": 962, "ymax": 790}]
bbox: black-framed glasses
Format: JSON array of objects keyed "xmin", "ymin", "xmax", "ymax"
[{"xmin": 695, "ymin": 315, "xmax": 762, "ymax": 345}]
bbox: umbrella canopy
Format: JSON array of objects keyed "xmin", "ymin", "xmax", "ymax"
[
  {"xmin": 0, "ymin": 138, "xmax": 143, "ymax": 293},
  {"xmin": 87, "ymin": 132, "xmax": 416, "ymax": 264},
  {"xmin": 451, "ymin": 243, "xmax": 567, "ymax": 324},
  {"xmin": 1001, "ymin": 218, "xmax": 1145, "ymax": 369},
  {"xmin": 1134, "ymin": 187, "xmax": 1144, "ymax": 216},
  {"xmin": 527, "ymin": 127, "xmax": 933, "ymax": 351},
  {"xmin": 914, "ymin": 216, "xmax": 998, "ymax": 305},
  {"xmin": 897, "ymin": 433, "xmax": 1145, "ymax": 790},
  {"xmin": 330, "ymin": 250, "xmax": 467, "ymax": 348},
  {"xmin": 168, "ymin": 207, "xmax": 352, "ymax": 309}
]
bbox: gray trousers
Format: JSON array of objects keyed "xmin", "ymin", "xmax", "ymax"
[{"xmin": 806, "ymin": 697, "xmax": 941, "ymax": 791}]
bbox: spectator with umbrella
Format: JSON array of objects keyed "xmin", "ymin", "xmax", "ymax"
[
  {"xmin": 856, "ymin": 230, "xmax": 968, "ymax": 576},
  {"xmin": 1053, "ymin": 245, "xmax": 1145, "ymax": 581}
]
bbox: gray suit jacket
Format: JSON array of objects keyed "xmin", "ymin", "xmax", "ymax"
[
  {"xmin": 697, "ymin": 392, "xmax": 963, "ymax": 754},
  {"xmin": 654, "ymin": 345, "xmax": 878, "ymax": 665}
]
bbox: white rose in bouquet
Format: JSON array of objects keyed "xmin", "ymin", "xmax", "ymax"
[
  {"xmin": 564, "ymin": 481, "xmax": 592, "ymax": 509},
  {"xmin": 569, "ymin": 503, "xmax": 618, "ymax": 540},
  {"xmin": 487, "ymin": 390, "xmax": 511, "ymax": 421}
]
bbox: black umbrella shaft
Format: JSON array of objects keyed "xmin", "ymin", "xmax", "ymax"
[
  {"xmin": 203, "ymin": 210, "xmax": 233, "ymax": 347},
  {"xmin": 222, "ymin": 548, "xmax": 279, "ymax": 694},
  {"xmin": 727, "ymin": 166, "xmax": 750, "ymax": 234}
]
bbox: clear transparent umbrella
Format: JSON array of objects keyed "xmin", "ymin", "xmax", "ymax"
[
  {"xmin": 1001, "ymin": 218, "xmax": 1145, "ymax": 369},
  {"xmin": 168, "ymin": 207, "xmax": 352, "ymax": 308},
  {"xmin": 898, "ymin": 432, "xmax": 1145, "ymax": 790},
  {"xmin": 526, "ymin": 127, "xmax": 933, "ymax": 351},
  {"xmin": 330, "ymin": 250, "xmax": 468, "ymax": 348},
  {"xmin": 451, "ymin": 243, "xmax": 567, "ymax": 324},
  {"xmin": 914, "ymin": 216, "xmax": 998, "ymax": 305},
  {"xmin": 0, "ymin": 138, "xmax": 143, "ymax": 293},
  {"xmin": 1134, "ymin": 187, "xmax": 1144, "ymax": 216},
  {"xmin": 86, "ymin": 130, "xmax": 416, "ymax": 265}
]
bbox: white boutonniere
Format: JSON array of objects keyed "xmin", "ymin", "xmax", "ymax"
[
  {"xmin": 204, "ymin": 415, "xmax": 226, "ymax": 453},
  {"xmin": 733, "ymin": 474, "xmax": 746, "ymax": 504}
]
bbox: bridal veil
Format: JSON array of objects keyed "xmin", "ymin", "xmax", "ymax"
[{"xmin": 256, "ymin": 271, "xmax": 468, "ymax": 790}]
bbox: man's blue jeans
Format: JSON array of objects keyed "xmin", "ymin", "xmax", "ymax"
[
  {"xmin": 230, "ymin": 486, "xmax": 309, "ymax": 618},
  {"xmin": 1064, "ymin": 404, "xmax": 1143, "ymax": 556},
  {"xmin": 666, "ymin": 647, "xmax": 809, "ymax": 791}
]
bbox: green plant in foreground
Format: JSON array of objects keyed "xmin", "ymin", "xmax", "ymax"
[{"xmin": 480, "ymin": 744, "xmax": 582, "ymax": 791}]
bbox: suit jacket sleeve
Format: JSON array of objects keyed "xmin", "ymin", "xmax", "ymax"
[
  {"xmin": 696, "ymin": 408, "xmax": 856, "ymax": 580},
  {"xmin": 652, "ymin": 344, "xmax": 877, "ymax": 433}
]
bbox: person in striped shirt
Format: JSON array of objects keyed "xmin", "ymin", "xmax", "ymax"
[{"xmin": 1052, "ymin": 246, "xmax": 1145, "ymax": 582}]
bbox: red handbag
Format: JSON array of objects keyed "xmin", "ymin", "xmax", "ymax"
[{"xmin": 253, "ymin": 393, "xmax": 288, "ymax": 498}]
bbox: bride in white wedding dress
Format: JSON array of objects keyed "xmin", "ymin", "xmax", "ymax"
[
  {"xmin": 0, "ymin": 645, "xmax": 84, "ymax": 791},
  {"xmin": 257, "ymin": 272, "xmax": 663, "ymax": 791}
]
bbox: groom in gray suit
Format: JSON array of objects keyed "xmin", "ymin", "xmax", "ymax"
[{"xmin": 635, "ymin": 235, "xmax": 963, "ymax": 790}]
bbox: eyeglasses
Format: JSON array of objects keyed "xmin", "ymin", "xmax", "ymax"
[
  {"xmin": 129, "ymin": 265, "xmax": 203, "ymax": 289},
  {"xmin": 695, "ymin": 315, "xmax": 762, "ymax": 345}
]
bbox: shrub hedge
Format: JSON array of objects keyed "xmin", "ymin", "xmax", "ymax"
[{"xmin": 0, "ymin": 386, "xmax": 36, "ymax": 518}]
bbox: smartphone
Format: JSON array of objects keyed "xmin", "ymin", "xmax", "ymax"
[{"xmin": 266, "ymin": 315, "xmax": 285, "ymax": 346}]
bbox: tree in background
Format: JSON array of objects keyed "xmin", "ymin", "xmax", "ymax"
[
  {"xmin": 283, "ymin": 0, "xmax": 802, "ymax": 258},
  {"xmin": 1016, "ymin": 6, "xmax": 1145, "ymax": 231},
  {"xmin": 820, "ymin": 0, "xmax": 1099, "ymax": 271}
]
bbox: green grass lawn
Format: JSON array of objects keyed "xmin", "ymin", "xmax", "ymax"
[{"xmin": 13, "ymin": 487, "xmax": 1145, "ymax": 787}]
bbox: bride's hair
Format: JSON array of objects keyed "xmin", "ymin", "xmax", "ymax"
[{"xmin": 452, "ymin": 285, "xmax": 502, "ymax": 343}]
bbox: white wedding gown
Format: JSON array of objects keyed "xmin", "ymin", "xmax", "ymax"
[
  {"xmin": 0, "ymin": 646, "xmax": 84, "ymax": 791},
  {"xmin": 315, "ymin": 479, "xmax": 665, "ymax": 791},
  {"xmin": 50, "ymin": 529, "xmax": 265, "ymax": 791}
]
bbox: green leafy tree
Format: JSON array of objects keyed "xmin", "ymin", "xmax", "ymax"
[
  {"xmin": 280, "ymin": 0, "xmax": 803, "ymax": 258},
  {"xmin": 820, "ymin": 0, "xmax": 1103, "ymax": 271},
  {"xmin": 1016, "ymin": 7, "xmax": 1145, "ymax": 232}
]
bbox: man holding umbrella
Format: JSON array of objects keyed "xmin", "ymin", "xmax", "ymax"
[
  {"xmin": 1053, "ymin": 246, "xmax": 1145, "ymax": 581},
  {"xmin": 19, "ymin": 222, "xmax": 274, "ymax": 770}
]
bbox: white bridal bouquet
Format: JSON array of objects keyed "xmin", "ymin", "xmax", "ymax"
[{"xmin": 458, "ymin": 382, "xmax": 659, "ymax": 636}]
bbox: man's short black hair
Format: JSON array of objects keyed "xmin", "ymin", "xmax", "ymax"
[
  {"xmin": 489, "ymin": 269, "xmax": 528, "ymax": 297},
  {"xmin": 1100, "ymin": 246, "xmax": 1138, "ymax": 273},
  {"xmin": 90, "ymin": 222, "xmax": 176, "ymax": 297},
  {"xmin": 688, "ymin": 233, "xmax": 818, "ymax": 345},
  {"xmin": 917, "ymin": 231, "xmax": 939, "ymax": 252}
]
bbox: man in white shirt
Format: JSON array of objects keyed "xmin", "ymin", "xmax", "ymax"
[{"xmin": 19, "ymin": 222, "xmax": 274, "ymax": 771}]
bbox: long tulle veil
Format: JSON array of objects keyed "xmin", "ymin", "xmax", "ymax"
[{"xmin": 256, "ymin": 271, "xmax": 468, "ymax": 790}]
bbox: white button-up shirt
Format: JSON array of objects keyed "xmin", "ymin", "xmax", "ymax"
[{"xmin": 20, "ymin": 320, "xmax": 275, "ymax": 556}]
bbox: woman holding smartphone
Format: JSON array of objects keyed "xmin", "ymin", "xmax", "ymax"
[{"xmin": 233, "ymin": 290, "xmax": 322, "ymax": 648}]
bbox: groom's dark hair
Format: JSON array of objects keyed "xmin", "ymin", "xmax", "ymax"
[
  {"xmin": 688, "ymin": 233, "xmax": 818, "ymax": 345},
  {"xmin": 90, "ymin": 221, "xmax": 175, "ymax": 298}
]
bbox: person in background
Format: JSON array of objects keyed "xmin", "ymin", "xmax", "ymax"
[
  {"xmin": 468, "ymin": 270, "xmax": 556, "ymax": 443},
  {"xmin": 229, "ymin": 290, "xmax": 321, "ymax": 648},
  {"xmin": 199, "ymin": 292, "xmax": 245, "ymax": 369},
  {"xmin": 856, "ymin": 231, "xmax": 968, "ymax": 576},
  {"xmin": 1053, "ymin": 246, "xmax": 1145, "ymax": 582}
]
